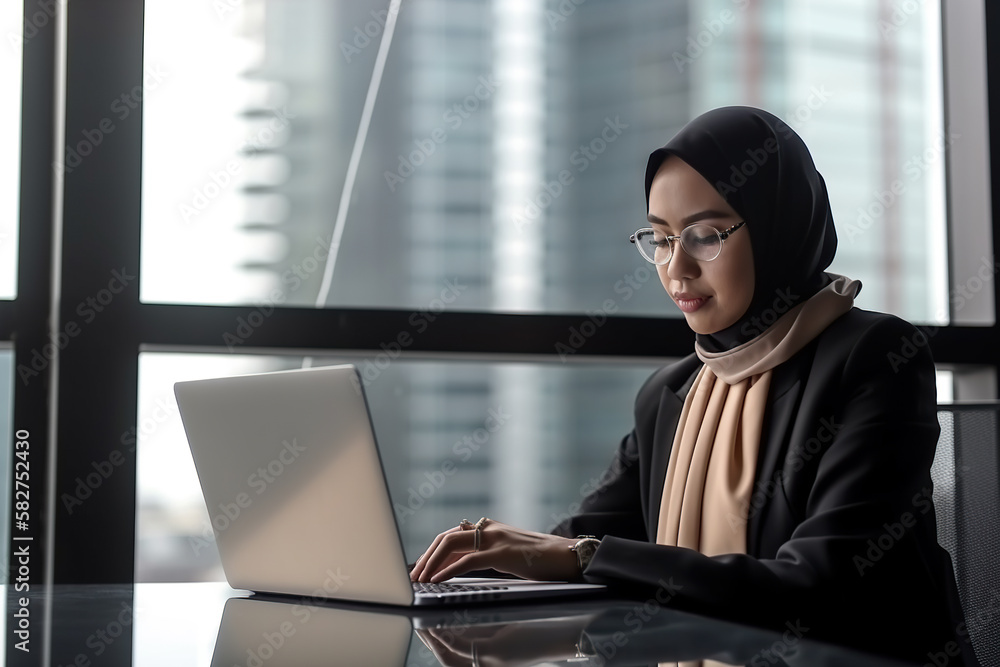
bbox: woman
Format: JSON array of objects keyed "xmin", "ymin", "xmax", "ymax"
[{"xmin": 410, "ymin": 107, "xmax": 975, "ymax": 665}]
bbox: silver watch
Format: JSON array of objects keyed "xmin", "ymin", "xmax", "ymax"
[{"xmin": 569, "ymin": 535, "xmax": 601, "ymax": 572}]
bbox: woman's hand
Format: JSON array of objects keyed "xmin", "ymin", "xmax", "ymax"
[
  {"xmin": 409, "ymin": 518, "xmax": 582, "ymax": 583},
  {"xmin": 415, "ymin": 615, "xmax": 598, "ymax": 667}
]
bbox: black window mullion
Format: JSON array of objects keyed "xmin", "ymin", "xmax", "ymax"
[
  {"xmin": 7, "ymin": 0, "xmax": 60, "ymax": 665},
  {"xmin": 986, "ymin": 0, "xmax": 1000, "ymax": 399},
  {"xmin": 0, "ymin": 302, "xmax": 13, "ymax": 339},
  {"xmin": 134, "ymin": 304, "xmax": 698, "ymax": 359},
  {"xmin": 52, "ymin": 0, "xmax": 143, "ymax": 589},
  {"xmin": 130, "ymin": 302, "xmax": 1000, "ymax": 368}
]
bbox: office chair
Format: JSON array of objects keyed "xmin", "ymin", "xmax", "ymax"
[{"xmin": 931, "ymin": 402, "xmax": 1000, "ymax": 667}]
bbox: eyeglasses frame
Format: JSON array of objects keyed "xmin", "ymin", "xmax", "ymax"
[{"xmin": 629, "ymin": 220, "xmax": 747, "ymax": 265}]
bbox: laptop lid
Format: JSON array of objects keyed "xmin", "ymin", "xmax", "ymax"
[{"xmin": 175, "ymin": 364, "xmax": 415, "ymax": 605}]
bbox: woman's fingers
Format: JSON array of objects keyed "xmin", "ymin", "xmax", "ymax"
[
  {"xmin": 411, "ymin": 519, "xmax": 576, "ymax": 583},
  {"xmin": 411, "ymin": 525, "xmax": 465, "ymax": 580},
  {"xmin": 411, "ymin": 521, "xmax": 580, "ymax": 582},
  {"xmin": 415, "ymin": 629, "xmax": 471, "ymax": 667},
  {"xmin": 411, "ymin": 528, "xmax": 467, "ymax": 581},
  {"xmin": 429, "ymin": 551, "xmax": 493, "ymax": 583},
  {"xmin": 423, "ymin": 628, "xmax": 475, "ymax": 657},
  {"xmin": 413, "ymin": 529, "xmax": 477, "ymax": 582},
  {"xmin": 417, "ymin": 525, "xmax": 462, "ymax": 565},
  {"xmin": 420, "ymin": 550, "xmax": 468, "ymax": 583}
]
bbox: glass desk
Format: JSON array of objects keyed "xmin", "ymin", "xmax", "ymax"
[{"xmin": 5, "ymin": 582, "xmax": 923, "ymax": 666}]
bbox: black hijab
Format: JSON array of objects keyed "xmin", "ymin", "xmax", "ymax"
[{"xmin": 644, "ymin": 106, "xmax": 844, "ymax": 352}]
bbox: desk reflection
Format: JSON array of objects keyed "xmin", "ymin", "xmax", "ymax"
[{"xmin": 211, "ymin": 595, "xmax": 917, "ymax": 667}]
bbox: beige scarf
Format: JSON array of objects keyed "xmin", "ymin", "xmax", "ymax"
[
  {"xmin": 655, "ymin": 274, "xmax": 859, "ymax": 555},
  {"xmin": 655, "ymin": 275, "xmax": 857, "ymax": 667}
]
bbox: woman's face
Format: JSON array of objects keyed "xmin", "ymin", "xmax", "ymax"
[{"xmin": 647, "ymin": 156, "xmax": 755, "ymax": 335}]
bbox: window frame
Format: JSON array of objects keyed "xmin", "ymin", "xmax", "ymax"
[{"xmin": 6, "ymin": 0, "xmax": 1000, "ymax": 598}]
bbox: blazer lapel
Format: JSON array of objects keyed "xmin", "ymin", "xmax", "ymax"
[
  {"xmin": 746, "ymin": 359, "xmax": 805, "ymax": 556},
  {"xmin": 645, "ymin": 366, "xmax": 700, "ymax": 541}
]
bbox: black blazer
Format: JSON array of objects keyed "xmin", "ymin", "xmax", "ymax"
[{"xmin": 552, "ymin": 307, "xmax": 978, "ymax": 666}]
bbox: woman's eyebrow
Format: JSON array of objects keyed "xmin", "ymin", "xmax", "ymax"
[{"xmin": 647, "ymin": 209, "xmax": 732, "ymax": 229}]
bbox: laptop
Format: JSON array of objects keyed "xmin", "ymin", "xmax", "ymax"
[{"xmin": 174, "ymin": 364, "xmax": 606, "ymax": 606}]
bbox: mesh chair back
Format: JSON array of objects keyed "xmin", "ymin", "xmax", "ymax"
[{"xmin": 932, "ymin": 402, "xmax": 1000, "ymax": 667}]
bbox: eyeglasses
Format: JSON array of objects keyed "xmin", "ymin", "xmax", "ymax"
[{"xmin": 629, "ymin": 220, "xmax": 746, "ymax": 265}]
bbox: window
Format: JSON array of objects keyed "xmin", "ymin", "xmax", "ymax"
[
  {"xmin": 14, "ymin": 0, "xmax": 995, "ymax": 588},
  {"xmin": 1, "ymin": 12, "xmax": 22, "ymax": 665},
  {"xmin": 140, "ymin": 0, "xmax": 953, "ymax": 324},
  {"xmin": 135, "ymin": 352, "xmax": 660, "ymax": 581},
  {"xmin": 0, "ymin": 2, "xmax": 23, "ymax": 298}
]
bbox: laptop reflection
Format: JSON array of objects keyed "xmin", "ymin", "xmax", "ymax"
[{"xmin": 210, "ymin": 595, "xmax": 915, "ymax": 667}]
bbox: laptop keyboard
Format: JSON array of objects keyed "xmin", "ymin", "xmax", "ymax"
[{"xmin": 413, "ymin": 581, "xmax": 510, "ymax": 595}]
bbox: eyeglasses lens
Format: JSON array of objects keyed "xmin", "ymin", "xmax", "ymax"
[
  {"xmin": 634, "ymin": 225, "xmax": 722, "ymax": 264},
  {"xmin": 635, "ymin": 230, "xmax": 670, "ymax": 264},
  {"xmin": 681, "ymin": 224, "xmax": 722, "ymax": 261}
]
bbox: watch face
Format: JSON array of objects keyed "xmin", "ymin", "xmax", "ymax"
[
  {"xmin": 579, "ymin": 540, "xmax": 599, "ymax": 559},
  {"xmin": 573, "ymin": 538, "xmax": 600, "ymax": 567}
]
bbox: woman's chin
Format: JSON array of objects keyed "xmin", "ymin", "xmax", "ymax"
[
  {"xmin": 684, "ymin": 316, "xmax": 712, "ymax": 335},
  {"xmin": 684, "ymin": 311, "xmax": 740, "ymax": 337}
]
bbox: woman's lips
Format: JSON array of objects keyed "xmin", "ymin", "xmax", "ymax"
[{"xmin": 675, "ymin": 295, "xmax": 710, "ymax": 313}]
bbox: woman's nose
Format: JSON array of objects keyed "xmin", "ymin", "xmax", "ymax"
[{"xmin": 665, "ymin": 244, "xmax": 699, "ymax": 280}]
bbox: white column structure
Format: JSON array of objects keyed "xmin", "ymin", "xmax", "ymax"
[{"xmin": 490, "ymin": 0, "xmax": 547, "ymax": 528}]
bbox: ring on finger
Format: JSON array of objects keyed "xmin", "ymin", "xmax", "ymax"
[{"xmin": 473, "ymin": 516, "xmax": 488, "ymax": 552}]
